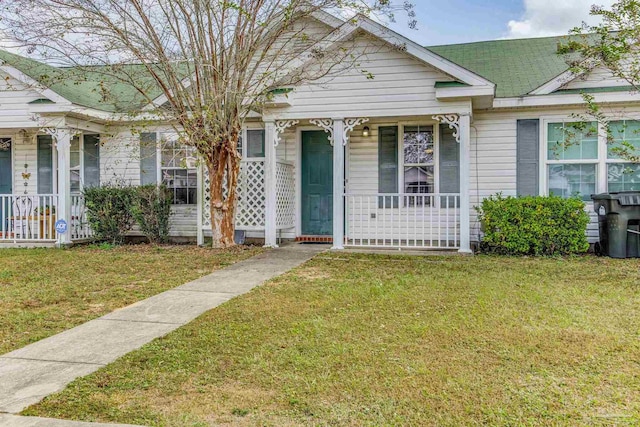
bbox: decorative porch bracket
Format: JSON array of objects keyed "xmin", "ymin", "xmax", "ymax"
[
  {"xmin": 433, "ymin": 113, "xmax": 471, "ymax": 253},
  {"xmin": 343, "ymin": 118, "xmax": 369, "ymax": 145},
  {"xmin": 274, "ymin": 120, "xmax": 299, "ymax": 147},
  {"xmin": 432, "ymin": 114, "xmax": 461, "ymax": 143},
  {"xmin": 310, "ymin": 117, "xmax": 369, "ymax": 146},
  {"xmin": 309, "ymin": 119, "xmax": 335, "ymax": 145}
]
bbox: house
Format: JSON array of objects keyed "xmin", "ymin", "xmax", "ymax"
[{"xmin": 0, "ymin": 14, "xmax": 639, "ymax": 251}]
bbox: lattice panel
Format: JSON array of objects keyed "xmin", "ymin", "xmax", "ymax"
[
  {"xmin": 276, "ymin": 161, "xmax": 296, "ymax": 229},
  {"xmin": 201, "ymin": 160, "xmax": 265, "ymax": 230}
]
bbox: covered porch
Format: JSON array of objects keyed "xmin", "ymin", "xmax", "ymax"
[
  {"xmin": 0, "ymin": 117, "xmax": 99, "ymax": 246},
  {"xmin": 198, "ymin": 113, "xmax": 472, "ymax": 253}
]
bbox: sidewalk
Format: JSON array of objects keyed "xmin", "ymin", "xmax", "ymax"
[{"xmin": 0, "ymin": 244, "xmax": 325, "ymax": 419}]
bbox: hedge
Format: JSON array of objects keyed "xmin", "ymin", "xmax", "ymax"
[
  {"xmin": 476, "ymin": 194, "xmax": 590, "ymax": 256},
  {"xmin": 84, "ymin": 185, "xmax": 173, "ymax": 245}
]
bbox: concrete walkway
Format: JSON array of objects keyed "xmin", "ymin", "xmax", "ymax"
[
  {"xmin": 0, "ymin": 244, "xmax": 325, "ymax": 423},
  {"xmin": 0, "ymin": 414, "xmax": 142, "ymax": 427}
]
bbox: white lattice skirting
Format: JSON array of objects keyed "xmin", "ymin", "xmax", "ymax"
[
  {"xmin": 276, "ymin": 161, "xmax": 295, "ymax": 229},
  {"xmin": 201, "ymin": 159, "xmax": 295, "ymax": 231}
]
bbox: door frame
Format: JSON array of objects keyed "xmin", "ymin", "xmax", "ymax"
[
  {"xmin": 0, "ymin": 135, "xmax": 14, "ymax": 195},
  {"xmin": 296, "ymin": 126, "xmax": 341, "ymax": 237}
]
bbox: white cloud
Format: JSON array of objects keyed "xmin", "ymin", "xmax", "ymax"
[{"xmin": 506, "ymin": 0, "xmax": 615, "ymax": 38}]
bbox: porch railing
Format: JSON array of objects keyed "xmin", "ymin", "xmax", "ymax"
[
  {"xmin": 0, "ymin": 194, "xmax": 59, "ymax": 242},
  {"xmin": 0, "ymin": 194, "xmax": 93, "ymax": 243},
  {"xmin": 71, "ymin": 195, "xmax": 93, "ymax": 240},
  {"xmin": 345, "ymin": 193, "xmax": 461, "ymax": 249}
]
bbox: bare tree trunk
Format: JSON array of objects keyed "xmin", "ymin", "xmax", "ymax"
[{"xmin": 208, "ymin": 139, "xmax": 241, "ymax": 248}]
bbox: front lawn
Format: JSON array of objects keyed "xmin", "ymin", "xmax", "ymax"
[
  {"xmin": 25, "ymin": 254, "xmax": 640, "ymax": 426},
  {"xmin": 0, "ymin": 244, "xmax": 262, "ymax": 355}
]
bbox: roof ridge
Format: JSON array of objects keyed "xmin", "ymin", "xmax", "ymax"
[{"xmin": 426, "ymin": 33, "xmax": 581, "ymax": 50}]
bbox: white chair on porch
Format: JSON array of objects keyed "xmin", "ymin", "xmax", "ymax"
[{"xmin": 11, "ymin": 196, "xmax": 35, "ymax": 239}]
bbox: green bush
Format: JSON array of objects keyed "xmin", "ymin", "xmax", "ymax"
[
  {"xmin": 131, "ymin": 185, "xmax": 173, "ymax": 244},
  {"xmin": 476, "ymin": 194, "xmax": 590, "ymax": 256},
  {"xmin": 84, "ymin": 186, "xmax": 136, "ymax": 245}
]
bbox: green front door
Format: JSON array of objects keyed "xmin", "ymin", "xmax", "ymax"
[
  {"xmin": 301, "ymin": 131, "xmax": 333, "ymax": 236},
  {"xmin": 0, "ymin": 139, "xmax": 12, "ymax": 234}
]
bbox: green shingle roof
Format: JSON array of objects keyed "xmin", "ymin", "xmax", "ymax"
[
  {"xmin": 0, "ymin": 49, "xmax": 168, "ymax": 113},
  {"xmin": 0, "ymin": 34, "xmax": 591, "ymax": 112},
  {"xmin": 428, "ymin": 35, "xmax": 582, "ymax": 98}
]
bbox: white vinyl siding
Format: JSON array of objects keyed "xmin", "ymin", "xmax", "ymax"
[
  {"xmin": 0, "ymin": 71, "xmax": 45, "ymax": 128},
  {"xmin": 563, "ymin": 66, "xmax": 630, "ymax": 90},
  {"xmin": 273, "ymin": 36, "xmax": 468, "ymax": 120}
]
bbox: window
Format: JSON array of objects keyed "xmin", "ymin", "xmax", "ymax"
[
  {"xmin": 238, "ymin": 129, "xmax": 265, "ymax": 158},
  {"xmin": 246, "ymin": 129, "xmax": 265, "ymax": 158},
  {"xmin": 608, "ymin": 163, "xmax": 640, "ymax": 192},
  {"xmin": 70, "ymin": 136, "xmax": 81, "ymax": 193},
  {"xmin": 160, "ymin": 133, "xmax": 197, "ymax": 204},
  {"xmin": 607, "ymin": 120, "xmax": 640, "ymax": 192},
  {"xmin": 58, "ymin": 134, "xmax": 100, "ymax": 195},
  {"xmin": 546, "ymin": 122, "xmax": 598, "ymax": 201},
  {"xmin": 403, "ymin": 125, "xmax": 434, "ymax": 195}
]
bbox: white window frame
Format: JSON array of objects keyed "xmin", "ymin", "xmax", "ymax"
[
  {"xmin": 241, "ymin": 125, "xmax": 266, "ymax": 161},
  {"xmin": 157, "ymin": 131, "xmax": 198, "ymax": 205},
  {"xmin": 604, "ymin": 119, "xmax": 640, "ymax": 193},
  {"xmin": 69, "ymin": 134, "xmax": 84, "ymax": 195},
  {"xmin": 539, "ymin": 116, "xmax": 607, "ymax": 203},
  {"xmin": 397, "ymin": 122, "xmax": 440, "ymax": 206},
  {"xmin": 540, "ymin": 115, "xmax": 640, "ymax": 201}
]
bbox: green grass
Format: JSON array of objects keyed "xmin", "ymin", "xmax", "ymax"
[
  {"xmin": 0, "ymin": 244, "xmax": 262, "ymax": 355},
  {"xmin": 24, "ymin": 253, "xmax": 640, "ymax": 426}
]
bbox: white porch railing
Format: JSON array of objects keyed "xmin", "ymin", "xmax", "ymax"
[
  {"xmin": 345, "ymin": 193, "xmax": 461, "ymax": 249},
  {"xmin": 0, "ymin": 194, "xmax": 93, "ymax": 243},
  {"xmin": 0, "ymin": 195, "xmax": 59, "ymax": 242},
  {"xmin": 71, "ymin": 195, "xmax": 93, "ymax": 240}
]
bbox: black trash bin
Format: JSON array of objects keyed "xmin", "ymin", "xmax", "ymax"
[{"xmin": 591, "ymin": 192, "xmax": 640, "ymax": 258}]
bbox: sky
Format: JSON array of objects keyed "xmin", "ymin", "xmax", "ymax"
[
  {"xmin": 388, "ymin": 0, "xmax": 615, "ymax": 46},
  {"xmin": 0, "ymin": 0, "xmax": 615, "ymax": 54}
]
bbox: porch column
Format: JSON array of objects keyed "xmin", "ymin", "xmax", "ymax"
[
  {"xmin": 458, "ymin": 114, "xmax": 472, "ymax": 254},
  {"xmin": 332, "ymin": 118, "xmax": 345, "ymax": 250},
  {"xmin": 264, "ymin": 120, "xmax": 278, "ymax": 248},
  {"xmin": 54, "ymin": 128, "xmax": 73, "ymax": 246}
]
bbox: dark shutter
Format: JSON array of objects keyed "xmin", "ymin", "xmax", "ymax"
[
  {"xmin": 439, "ymin": 124, "xmax": 460, "ymax": 193},
  {"xmin": 37, "ymin": 135, "xmax": 54, "ymax": 194},
  {"xmin": 83, "ymin": 134, "xmax": 100, "ymax": 189},
  {"xmin": 516, "ymin": 119, "xmax": 540, "ymax": 196},
  {"xmin": 378, "ymin": 126, "xmax": 398, "ymax": 208},
  {"xmin": 140, "ymin": 132, "xmax": 158, "ymax": 185}
]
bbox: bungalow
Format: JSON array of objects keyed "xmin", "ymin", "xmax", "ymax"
[{"xmin": 0, "ymin": 14, "xmax": 639, "ymax": 251}]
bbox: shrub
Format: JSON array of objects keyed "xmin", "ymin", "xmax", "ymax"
[
  {"xmin": 476, "ymin": 194, "xmax": 590, "ymax": 256},
  {"xmin": 131, "ymin": 185, "xmax": 173, "ymax": 244},
  {"xmin": 84, "ymin": 186, "xmax": 136, "ymax": 245}
]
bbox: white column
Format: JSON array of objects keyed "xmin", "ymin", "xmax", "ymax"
[
  {"xmin": 458, "ymin": 114, "xmax": 472, "ymax": 254},
  {"xmin": 264, "ymin": 120, "xmax": 278, "ymax": 248},
  {"xmin": 332, "ymin": 118, "xmax": 345, "ymax": 250},
  {"xmin": 55, "ymin": 129, "xmax": 73, "ymax": 246}
]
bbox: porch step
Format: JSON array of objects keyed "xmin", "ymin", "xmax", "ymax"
[{"xmin": 296, "ymin": 236, "xmax": 333, "ymax": 243}]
